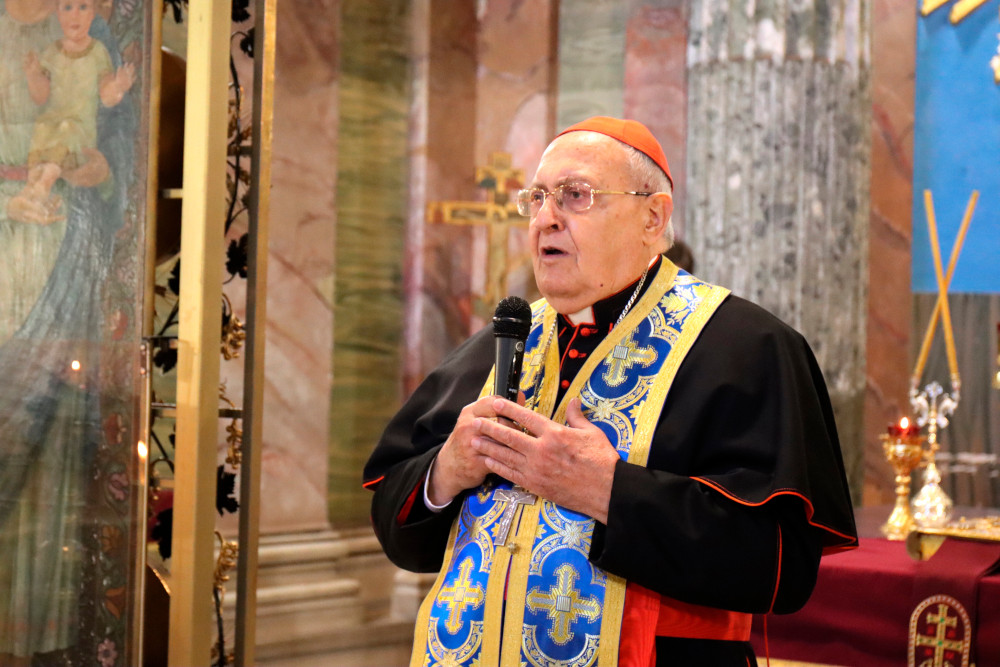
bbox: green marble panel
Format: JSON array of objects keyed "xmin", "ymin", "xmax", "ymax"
[
  {"xmin": 557, "ymin": 0, "xmax": 627, "ymax": 127},
  {"xmin": 329, "ymin": 0, "xmax": 410, "ymax": 527}
]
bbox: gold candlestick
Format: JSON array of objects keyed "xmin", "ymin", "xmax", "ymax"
[{"xmin": 882, "ymin": 426, "xmax": 926, "ymax": 541}]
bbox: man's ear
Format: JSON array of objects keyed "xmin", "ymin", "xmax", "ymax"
[{"xmin": 643, "ymin": 192, "xmax": 673, "ymax": 243}]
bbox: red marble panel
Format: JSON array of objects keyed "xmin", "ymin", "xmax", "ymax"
[
  {"xmin": 623, "ymin": 1, "xmax": 687, "ymax": 237},
  {"xmin": 864, "ymin": 0, "xmax": 916, "ymax": 504},
  {"xmin": 413, "ymin": 0, "xmax": 480, "ymax": 396}
]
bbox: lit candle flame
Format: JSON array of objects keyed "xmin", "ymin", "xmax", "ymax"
[
  {"xmin": 900, "ymin": 417, "xmax": 909, "ymax": 430},
  {"xmin": 137, "ymin": 440, "xmax": 148, "ymax": 459},
  {"xmin": 70, "ymin": 360, "xmax": 81, "ymax": 371}
]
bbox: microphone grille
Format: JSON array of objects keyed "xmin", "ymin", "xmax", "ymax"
[{"xmin": 493, "ymin": 296, "xmax": 532, "ymax": 338}]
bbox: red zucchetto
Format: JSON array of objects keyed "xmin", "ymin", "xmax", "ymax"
[{"xmin": 556, "ymin": 116, "xmax": 672, "ymax": 189}]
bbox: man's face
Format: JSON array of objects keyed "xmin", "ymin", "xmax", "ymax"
[
  {"xmin": 529, "ymin": 132, "xmax": 655, "ymax": 315},
  {"xmin": 58, "ymin": 0, "xmax": 94, "ymax": 44}
]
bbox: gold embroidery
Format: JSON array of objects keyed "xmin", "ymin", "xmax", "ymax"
[
  {"xmin": 526, "ymin": 563, "xmax": 601, "ymax": 645},
  {"xmin": 439, "ymin": 558, "xmax": 486, "ymax": 634},
  {"xmin": 914, "ymin": 604, "xmax": 964, "ymax": 661},
  {"xmin": 428, "ymin": 620, "xmax": 484, "ymax": 667},
  {"xmin": 908, "ymin": 594, "xmax": 971, "ymax": 667},
  {"xmin": 602, "ymin": 332, "xmax": 657, "ymax": 387},
  {"xmin": 529, "ymin": 502, "xmax": 598, "ymax": 579}
]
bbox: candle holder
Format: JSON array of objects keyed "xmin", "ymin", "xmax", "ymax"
[
  {"xmin": 882, "ymin": 430, "xmax": 927, "ymax": 540},
  {"xmin": 909, "ymin": 379, "xmax": 957, "ymax": 528}
]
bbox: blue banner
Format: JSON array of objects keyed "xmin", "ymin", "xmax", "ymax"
[{"xmin": 913, "ymin": 2, "xmax": 1000, "ymax": 293}]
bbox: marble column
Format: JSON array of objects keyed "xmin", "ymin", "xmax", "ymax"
[
  {"xmin": 686, "ymin": 0, "xmax": 872, "ymax": 496},
  {"xmin": 329, "ymin": 0, "xmax": 411, "ymax": 526}
]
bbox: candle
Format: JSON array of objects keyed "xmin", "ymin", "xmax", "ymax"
[
  {"xmin": 888, "ymin": 417, "xmax": 920, "ymax": 439},
  {"xmin": 913, "ymin": 190, "xmax": 976, "ymax": 383},
  {"xmin": 927, "ymin": 201, "xmax": 959, "ymax": 379}
]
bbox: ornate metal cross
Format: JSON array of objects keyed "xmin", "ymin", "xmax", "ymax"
[
  {"xmin": 525, "ymin": 563, "xmax": 601, "ymax": 644},
  {"xmin": 492, "ymin": 485, "xmax": 537, "ymax": 546},
  {"xmin": 426, "ymin": 152, "xmax": 528, "ymax": 321}
]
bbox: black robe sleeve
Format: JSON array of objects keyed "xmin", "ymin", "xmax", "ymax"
[
  {"xmin": 592, "ymin": 296, "xmax": 856, "ymax": 614},
  {"xmin": 363, "ymin": 296, "xmax": 857, "ymax": 614},
  {"xmin": 363, "ymin": 326, "xmax": 495, "ymax": 572}
]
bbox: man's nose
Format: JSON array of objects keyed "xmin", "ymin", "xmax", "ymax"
[{"xmin": 530, "ymin": 193, "xmax": 563, "ymax": 230}]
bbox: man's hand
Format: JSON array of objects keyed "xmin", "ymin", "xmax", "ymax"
[
  {"xmin": 426, "ymin": 396, "xmax": 501, "ymax": 507},
  {"xmin": 472, "ymin": 397, "xmax": 619, "ymax": 524}
]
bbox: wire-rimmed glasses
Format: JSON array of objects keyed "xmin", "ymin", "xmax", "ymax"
[{"xmin": 515, "ymin": 182, "xmax": 653, "ymax": 217}]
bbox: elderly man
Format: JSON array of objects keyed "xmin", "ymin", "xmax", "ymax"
[{"xmin": 364, "ymin": 117, "xmax": 857, "ymax": 667}]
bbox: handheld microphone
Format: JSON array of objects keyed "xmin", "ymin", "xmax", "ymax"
[{"xmin": 492, "ymin": 296, "xmax": 532, "ymax": 401}]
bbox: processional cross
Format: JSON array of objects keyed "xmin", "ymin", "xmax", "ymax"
[{"xmin": 426, "ymin": 152, "xmax": 529, "ymax": 320}]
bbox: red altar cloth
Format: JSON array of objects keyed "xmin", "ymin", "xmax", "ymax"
[{"xmin": 750, "ymin": 537, "xmax": 1000, "ymax": 666}]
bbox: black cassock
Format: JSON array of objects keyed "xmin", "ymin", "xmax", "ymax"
[{"xmin": 364, "ymin": 265, "xmax": 857, "ymax": 666}]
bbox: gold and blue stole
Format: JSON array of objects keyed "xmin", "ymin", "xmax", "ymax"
[{"xmin": 411, "ymin": 263, "xmax": 729, "ymax": 667}]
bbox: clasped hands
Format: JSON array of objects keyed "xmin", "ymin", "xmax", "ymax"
[{"xmin": 428, "ymin": 395, "xmax": 620, "ymax": 524}]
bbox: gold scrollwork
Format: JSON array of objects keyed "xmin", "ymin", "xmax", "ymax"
[
  {"xmin": 221, "ymin": 292, "xmax": 246, "ymax": 360},
  {"xmin": 218, "ymin": 384, "xmax": 243, "ymax": 469},
  {"xmin": 213, "ymin": 530, "xmax": 239, "ymax": 600}
]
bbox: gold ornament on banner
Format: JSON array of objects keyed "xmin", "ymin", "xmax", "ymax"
[{"xmin": 908, "ymin": 594, "xmax": 971, "ymax": 667}]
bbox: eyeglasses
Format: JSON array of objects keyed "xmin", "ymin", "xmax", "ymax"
[{"xmin": 515, "ymin": 182, "xmax": 654, "ymax": 217}]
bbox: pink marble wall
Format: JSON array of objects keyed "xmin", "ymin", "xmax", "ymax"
[
  {"xmin": 406, "ymin": 0, "xmax": 556, "ymax": 392},
  {"xmin": 624, "ymin": 0, "xmax": 688, "ymax": 238},
  {"xmin": 242, "ymin": 0, "xmax": 339, "ymax": 533},
  {"xmin": 477, "ymin": 0, "xmax": 556, "ymax": 320},
  {"xmin": 864, "ymin": 0, "xmax": 916, "ymax": 505},
  {"xmin": 249, "ymin": 0, "xmax": 910, "ymax": 528},
  {"xmin": 405, "ymin": 0, "xmax": 478, "ymax": 396}
]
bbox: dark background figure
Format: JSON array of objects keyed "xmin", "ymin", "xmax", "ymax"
[{"xmin": 664, "ymin": 238, "xmax": 694, "ymax": 273}]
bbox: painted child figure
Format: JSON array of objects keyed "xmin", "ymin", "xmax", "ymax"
[{"xmin": 8, "ymin": 0, "xmax": 134, "ymax": 224}]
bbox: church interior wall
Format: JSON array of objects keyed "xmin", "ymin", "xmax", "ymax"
[
  {"xmin": 163, "ymin": 0, "xmax": 1000, "ymax": 662},
  {"xmin": 4, "ymin": 0, "xmax": 999, "ymax": 662}
]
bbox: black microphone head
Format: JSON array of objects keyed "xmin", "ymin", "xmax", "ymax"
[{"xmin": 493, "ymin": 296, "xmax": 532, "ymax": 339}]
